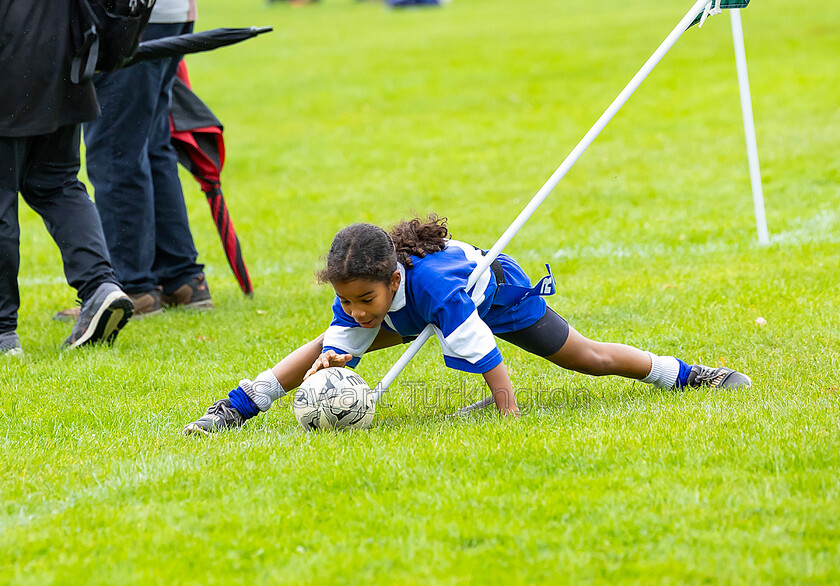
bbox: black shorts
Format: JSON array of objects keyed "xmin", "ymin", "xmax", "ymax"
[{"xmin": 496, "ymin": 307, "xmax": 570, "ymax": 357}]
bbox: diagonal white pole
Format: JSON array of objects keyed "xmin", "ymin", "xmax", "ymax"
[
  {"xmin": 371, "ymin": 0, "xmax": 713, "ymax": 403},
  {"xmin": 730, "ymin": 8, "xmax": 769, "ymax": 244}
]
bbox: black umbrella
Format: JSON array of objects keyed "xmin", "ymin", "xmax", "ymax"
[{"xmin": 124, "ymin": 26, "xmax": 273, "ymax": 66}]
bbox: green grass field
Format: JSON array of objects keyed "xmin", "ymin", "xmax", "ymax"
[{"xmin": 3, "ymin": 0, "xmax": 839, "ymax": 582}]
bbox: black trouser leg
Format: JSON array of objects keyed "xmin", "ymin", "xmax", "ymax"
[
  {"xmin": 0, "ymin": 136, "xmax": 25, "ymax": 333},
  {"xmin": 84, "ymin": 22, "xmax": 203, "ymax": 295},
  {"xmin": 19, "ymin": 124, "xmax": 118, "ymax": 302},
  {"xmin": 148, "ymin": 23, "xmax": 203, "ymax": 292}
]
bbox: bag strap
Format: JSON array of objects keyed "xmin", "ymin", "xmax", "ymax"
[{"xmin": 70, "ymin": 0, "xmax": 101, "ymax": 84}]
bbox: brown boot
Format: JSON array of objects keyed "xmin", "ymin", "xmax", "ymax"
[
  {"xmin": 53, "ymin": 306, "xmax": 81, "ymax": 322},
  {"xmin": 128, "ymin": 288, "xmax": 163, "ymax": 319},
  {"xmin": 161, "ymin": 274, "xmax": 214, "ymax": 311}
]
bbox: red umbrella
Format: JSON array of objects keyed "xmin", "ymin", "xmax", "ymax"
[{"xmin": 170, "ymin": 61, "xmax": 254, "ymax": 296}]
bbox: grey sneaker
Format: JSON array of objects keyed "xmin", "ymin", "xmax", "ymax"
[
  {"xmin": 183, "ymin": 398, "xmax": 244, "ymax": 436},
  {"xmin": 62, "ymin": 282, "xmax": 134, "ymax": 349},
  {"xmin": 686, "ymin": 365, "xmax": 751, "ymax": 389},
  {"xmin": 54, "ymin": 288, "xmax": 163, "ymax": 322},
  {"xmin": 0, "ymin": 331, "xmax": 23, "ymax": 357}
]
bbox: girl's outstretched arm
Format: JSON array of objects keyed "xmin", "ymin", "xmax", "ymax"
[
  {"xmin": 482, "ymin": 362, "xmax": 520, "ymax": 417},
  {"xmin": 185, "ymin": 330, "xmax": 411, "ymax": 435},
  {"xmin": 273, "ymin": 335, "xmax": 332, "ymax": 389}
]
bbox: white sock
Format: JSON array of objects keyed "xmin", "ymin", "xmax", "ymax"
[
  {"xmin": 242, "ymin": 369, "xmax": 286, "ymax": 411},
  {"xmin": 640, "ymin": 352, "xmax": 680, "ymax": 389}
]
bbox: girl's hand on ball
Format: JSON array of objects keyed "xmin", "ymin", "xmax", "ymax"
[{"xmin": 304, "ymin": 350, "xmax": 353, "ymax": 380}]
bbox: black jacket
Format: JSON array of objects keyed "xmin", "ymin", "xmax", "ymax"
[{"xmin": 0, "ymin": 0, "xmax": 99, "ymax": 137}]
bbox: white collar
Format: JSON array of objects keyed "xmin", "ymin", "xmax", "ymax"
[{"xmin": 388, "ymin": 263, "xmax": 407, "ymax": 313}]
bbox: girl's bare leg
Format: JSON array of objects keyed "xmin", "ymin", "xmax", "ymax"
[{"xmin": 544, "ymin": 326, "xmax": 651, "ymax": 379}]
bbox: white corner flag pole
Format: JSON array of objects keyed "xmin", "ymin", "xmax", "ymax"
[
  {"xmin": 371, "ymin": 0, "xmax": 713, "ymax": 403},
  {"xmin": 730, "ymin": 8, "xmax": 769, "ymax": 244}
]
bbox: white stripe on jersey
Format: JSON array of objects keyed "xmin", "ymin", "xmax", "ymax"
[
  {"xmin": 446, "ymin": 240, "xmax": 492, "ymax": 306},
  {"xmin": 323, "ymin": 324, "xmax": 379, "ymax": 356},
  {"xmin": 434, "ymin": 309, "xmax": 497, "ymax": 365}
]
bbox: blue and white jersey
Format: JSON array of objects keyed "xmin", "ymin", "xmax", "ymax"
[{"xmin": 322, "ymin": 240, "xmax": 551, "ymax": 374}]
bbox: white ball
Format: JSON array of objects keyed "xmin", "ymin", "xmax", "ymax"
[{"xmin": 293, "ymin": 367, "xmax": 375, "ymax": 432}]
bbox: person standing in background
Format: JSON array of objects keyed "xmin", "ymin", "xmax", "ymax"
[
  {"xmin": 0, "ymin": 0, "xmax": 134, "ymax": 355},
  {"xmin": 56, "ymin": 0, "xmax": 213, "ymax": 322}
]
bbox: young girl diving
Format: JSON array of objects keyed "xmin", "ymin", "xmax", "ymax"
[{"xmin": 184, "ymin": 214, "xmax": 750, "ymax": 434}]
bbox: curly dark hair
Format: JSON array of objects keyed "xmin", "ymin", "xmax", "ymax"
[
  {"xmin": 316, "ymin": 214, "xmax": 450, "ymax": 284},
  {"xmin": 390, "ymin": 213, "xmax": 449, "ymax": 269}
]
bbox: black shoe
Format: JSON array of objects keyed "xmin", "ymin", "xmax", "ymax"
[
  {"xmin": 686, "ymin": 365, "xmax": 751, "ymax": 389},
  {"xmin": 62, "ymin": 282, "xmax": 134, "ymax": 349},
  {"xmin": 183, "ymin": 398, "xmax": 244, "ymax": 436}
]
